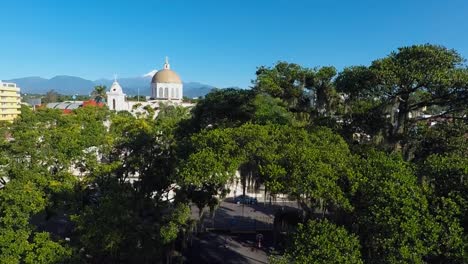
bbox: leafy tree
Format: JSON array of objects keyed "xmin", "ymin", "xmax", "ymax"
[
  {"xmin": 424, "ymin": 194, "xmax": 468, "ymax": 263},
  {"xmin": 181, "ymin": 124, "xmax": 357, "ymax": 217},
  {"xmin": 308, "ymin": 66, "xmax": 340, "ymax": 115},
  {"xmin": 0, "ymin": 171, "xmax": 71, "ymax": 263},
  {"xmin": 423, "ymin": 153, "xmax": 468, "ymax": 227},
  {"xmin": 268, "ymin": 126, "xmax": 357, "ymax": 216},
  {"xmin": 337, "ymin": 44, "xmax": 468, "ymax": 153},
  {"xmin": 372, "ymin": 45, "xmax": 467, "ymax": 149},
  {"xmin": 179, "ymin": 127, "xmax": 240, "ymax": 209},
  {"xmin": 353, "ymin": 151, "xmax": 434, "ymax": 263},
  {"xmin": 405, "ymin": 120, "xmax": 468, "ymax": 263},
  {"xmin": 253, "ymin": 62, "xmax": 314, "ymax": 113},
  {"xmin": 91, "ymin": 85, "xmax": 107, "ymax": 103},
  {"xmin": 335, "ymin": 66, "xmax": 387, "ymax": 144},
  {"xmin": 411, "ymin": 121, "xmax": 467, "ymax": 163},
  {"xmin": 188, "ymin": 88, "xmax": 255, "ymax": 132},
  {"xmin": 335, "ymin": 66, "xmax": 379, "ymax": 102},
  {"xmin": 42, "ymin": 90, "xmax": 59, "ymax": 104},
  {"xmin": 71, "ymin": 106, "xmax": 193, "ymax": 263},
  {"xmin": 271, "ymin": 219, "xmax": 363, "ymax": 264},
  {"xmin": 254, "ymin": 62, "xmax": 344, "ymax": 120},
  {"xmin": 251, "ymin": 94, "xmax": 294, "ymax": 125}
]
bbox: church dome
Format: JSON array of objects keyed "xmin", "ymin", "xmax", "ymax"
[
  {"xmin": 151, "ymin": 69, "xmax": 182, "ymax": 84},
  {"xmin": 151, "ymin": 57, "xmax": 182, "ymax": 84}
]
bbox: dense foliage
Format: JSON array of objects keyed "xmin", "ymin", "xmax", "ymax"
[
  {"xmin": 270, "ymin": 219, "xmax": 363, "ymax": 264},
  {"xmin": 0, "ymin": 44, "xmax": 466, "ymax": 263}
]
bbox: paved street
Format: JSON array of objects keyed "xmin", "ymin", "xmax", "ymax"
[
  {"xmin": 184, "ymin": 199, "xmax": 300, "ymax": 263},
  {"xmin": 201, "ymin": 200, "xmax": 300, "ymax": 232},
  {"xmin": 185, "ymin": 232, "xmax": 273, "ymax": 264}
]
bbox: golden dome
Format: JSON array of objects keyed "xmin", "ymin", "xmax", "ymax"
[{"xmin": 151, "ymin": 69, "xmax": 182, "ymax": 84}]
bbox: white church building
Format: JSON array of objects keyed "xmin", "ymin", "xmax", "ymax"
[
  {"xmin": 106, "ymin": 57, "xmax": 192, "ymax": 114},
  {"xmin": 151, "ymin": 57, "xmax": 183, "ymax": 100}
]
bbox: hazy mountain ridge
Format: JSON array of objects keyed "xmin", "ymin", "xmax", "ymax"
[{"xmin": 5, "ymin": 75, "xmax": 216, "ymax": 98}]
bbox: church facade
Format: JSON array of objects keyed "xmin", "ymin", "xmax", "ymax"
[
  {"xmin": 107, "ymin": 58, "xmax": 191, "ymax": 114},
  {"xmin": 151, "ymin": 57, "xmax": 183, "ymax": 100},
  {"xmin": 106, "ymin": 80, "xmax": 127, "ymax": 111}
]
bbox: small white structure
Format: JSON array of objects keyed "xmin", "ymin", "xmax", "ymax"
[
  {"xmin": 106, "ymin": 79, "xmax": 127, "ymax": 111},
  {"xmin": 151, "ymin": 57, "xmax": 183, "ymax": 100}
]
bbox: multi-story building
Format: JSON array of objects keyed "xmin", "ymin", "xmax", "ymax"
[{"xmin": 0, "ymin": 81, "xmax": 21, "ymax": 122}]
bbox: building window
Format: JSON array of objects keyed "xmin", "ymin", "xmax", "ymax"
[
  {"xmin": 112, "ymin": 99, "xmax": 116, "ymax": 110},
  {"xmin": 159, "ymin": 87, "xmax": 163, "ymax": 98},
  {"xmin": 164, "ymin": 87, "xmax": 169, "ymax": 98}
]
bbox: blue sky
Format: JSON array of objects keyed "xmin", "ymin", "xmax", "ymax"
[{"xmin": 1, "ymin": 0, "xmax": 468, "ymax": 88}]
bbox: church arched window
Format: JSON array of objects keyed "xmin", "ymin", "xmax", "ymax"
[
  {"xmin": 175, "ymin": 88, "xmax": 179, "ymax": 98},
  {"xmin": 164, "ymin": 87, "xmax": 169, "ymax": 98},
  {"xmin": 112, "ymin": 99, "xmax": 116, "ymax": 110},
  {"xmin": 159, "ymin": 87, "xmax": 163, "ymax": 98}
]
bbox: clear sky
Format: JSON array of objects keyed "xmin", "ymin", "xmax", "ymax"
[{"xmin": 1, "ymin": 0, "xmax": 468, "ymax": 88}]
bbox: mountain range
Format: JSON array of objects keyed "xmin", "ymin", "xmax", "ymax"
[{"xmin": 4, "ymin": 74, "xmax": 216, "ymax": 98}]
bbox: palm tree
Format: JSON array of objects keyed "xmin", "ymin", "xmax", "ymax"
[{"xmin": 92, "ymin": 85, "xmax": 107, "ymax": 103}]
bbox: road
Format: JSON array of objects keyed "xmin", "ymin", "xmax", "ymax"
[
  {"xmin": 183, "ymin": 200, "xmax": 300, "ymax": 263},
  {"xmin": 185, "ymin": 232, "xmax": 273, "ymax": 264}
]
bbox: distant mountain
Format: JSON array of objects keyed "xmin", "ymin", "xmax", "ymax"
[
  {"xmin": 5, "ymin": 75, "xmax": 216, "ymax": 98},
  {"xmin": 6, "ymin": 75, "xmax": 95, "ymax": 95},
  {"xmin": 184, "ymin": 82, "xmax": 215, "ymax": 98},
  {"xmin": 94, "ymin": 77, "xmax": 151, "ymax": 96},
  {"xmin": 5, "ymin": 77, "xmax": 48, "ymax": 92}
]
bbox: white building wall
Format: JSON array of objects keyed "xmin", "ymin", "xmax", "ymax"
[
  {"xmin": 107, "ymin": 93, "xmax": 128, "ymax": 111},
  {"xmin": 152, "ymin": 82, "xmax": 183, "ymax": 100}
]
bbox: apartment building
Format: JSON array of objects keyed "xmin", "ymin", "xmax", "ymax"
[{"xmin": 0, "ymin": 81, "xmax": 21, "ymax": 121}]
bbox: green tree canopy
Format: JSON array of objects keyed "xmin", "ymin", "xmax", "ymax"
[
  {"xmin": 271, "ymin": 219, "xmax": 363, "ymax": 264},
  {"xmin": 353, "ymin": 151, "xmax": 434, "ymax": 263},
  {"xmin": 336, "ymin": 44, "xmax": 468, "ymax": 153}
]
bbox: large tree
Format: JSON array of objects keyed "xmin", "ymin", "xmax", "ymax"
[
  {"xmin": 271, "ymin": 219, "xmax": 363, "ymax": 264},
  {"xmin": 187, "ymin": 88, "xmax": 255, "ymax": 133},
  {"xmin": 253, "ymin": 62, "xmax": 314, "ymax": 113},
  {"xmin": 337, "ymin": 44, "xmax": 468, "ymax": 153},
  {"xmin": 72, "ymin": 106, "xmax": 193, "ymax": 263},
  {"xmin": 254, "ymin": 62, "xmax": 342, "ymax": 119},
  {"xmin": 181, "ymin": 124, "xmax": 357, "ymax": 217},
  {"xmin": 353, "ymin": 151, "xmax": 435, "ymax": 263}
]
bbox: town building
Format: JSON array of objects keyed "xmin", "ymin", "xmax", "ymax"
[
  {"xmin": 0, "ymin": 81, "xmax": 21, "ymax": 122},
  {"xmin": 106, "ymin": 80, "xmax": 127, "ymax": 111},
  {"xmin": 45, "ymin": 100, "xmax": 104, "ymax": 114},
  {"xmin": 151, "ymin": 57, "xmax": 183, "ymax": 100},
  {"xmin": 107, "ymin": 57, "xmax": 193, "ymax": 114}
]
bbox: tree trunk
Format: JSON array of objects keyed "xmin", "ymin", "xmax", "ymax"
[{"xmin": 391, "ymin": 93, "xmax": 410, "ymax": 152}]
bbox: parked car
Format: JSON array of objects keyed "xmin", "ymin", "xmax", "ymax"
[{"xmin": 234, "ymin": 195, "xmax": 258, "ymax": 205}]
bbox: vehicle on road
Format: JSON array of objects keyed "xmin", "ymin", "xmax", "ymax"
[{"xmin": 234, "ymin": 195, "xmax": 258, "ymax": 205}]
